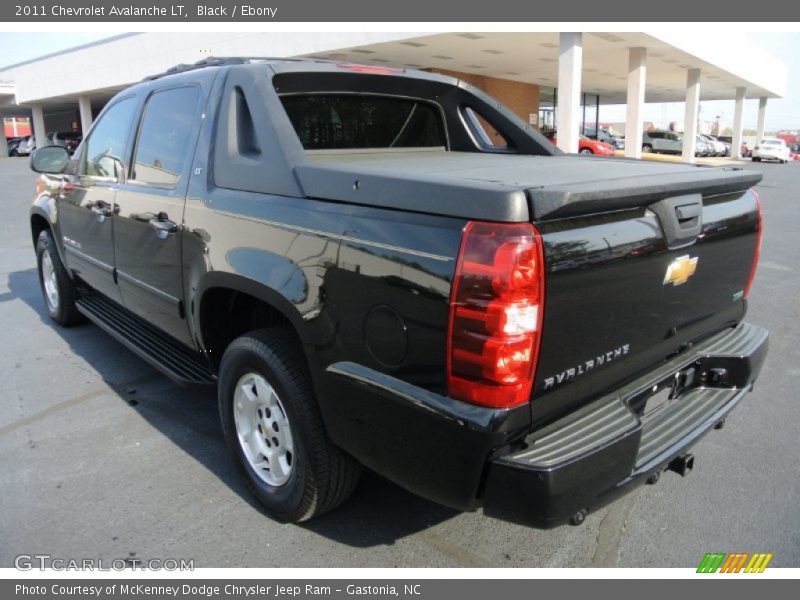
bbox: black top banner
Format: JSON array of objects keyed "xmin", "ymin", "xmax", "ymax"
[{"xmin": 3, "ymin": 0, "xmax": 800, "ymax": 22}]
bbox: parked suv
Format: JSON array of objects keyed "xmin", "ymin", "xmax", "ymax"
[
  {"xmin": 641, "ymin": 130, "xmax": 683, "ymax": 154},
  {"xmin": 28, "ymin": 58, "xmax": 767, "ymax": 528},
  {"xmin": 584, "ymin": 126, "xmax": 624, "ymax": 150}
]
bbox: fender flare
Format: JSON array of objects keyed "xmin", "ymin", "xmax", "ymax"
[
  {"xmin": 30, "ymin": 198, "xmax": 68, "ymax": 267},
  {"xmin": 192, "ymin": 270, "xmax": 312, "ymax": 350}
]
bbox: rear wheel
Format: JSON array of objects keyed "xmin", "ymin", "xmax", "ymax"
[
  {"xmin": 35, "ymin": 229, "xmax": 84, "ymax": 326},
  {"xmin": 218, "ymin": 327, "xmax": 361, "ymax": 522}
]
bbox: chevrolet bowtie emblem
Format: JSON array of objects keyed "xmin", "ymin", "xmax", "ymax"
[{"xmin": 664, "ymin": 255, "xmax": 698, "ymax": 286}]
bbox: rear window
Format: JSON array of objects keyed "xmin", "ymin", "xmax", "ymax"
[{"xmin": 279, "ymin": 94, "xmax": 446, "ymax": 150}]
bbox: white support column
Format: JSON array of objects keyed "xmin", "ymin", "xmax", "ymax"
[
  {"xmin": 31, "ymin": 104, "xmax": 47, "ymax": 150},
  {"xmin": 0, "ymin": 119, "xmax": 8, "ymax": 158},
  {"xmin": 556, "ymin": 32, "xmax": 582, "ymax": 154},
  {"xmin": 78, "ymin": 95, "xmax": 93, "ymax": 136},
  {"xmin": 731, "ymin": 87, "xmax": 746, "ymax": 159},
  {"xmin": 681, "ymin": 69, "xmax": 701, "ymax": 163},
  {"xmin": 625, "ymin": 47, "xmax": 647, "ymax": 159},
  {"xmin": 756, "ymin": 97, "xmax": 767, "ymax": 146}
]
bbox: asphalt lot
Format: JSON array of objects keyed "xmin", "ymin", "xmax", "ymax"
[{"xmin": 0, "ymin": 156, "xmax": 798, "ymax": 568}]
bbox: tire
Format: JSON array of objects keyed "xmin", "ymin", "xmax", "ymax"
[
  {"xmin": 35, "ymin": 229, "xmax": 84, "ymax": 326},
  {"xmin": 579, "ymin": 148, "xmax": 593, "ymax": 155},
  {"xmin": 753, "ymin": 157, "xmax": 761, "ymax": 162},
  {"xmin": 219, "ymin": 327, "xmax": 361, "ymax": 522},
  {"xmin": 642, "ymin": 145, "xmax": 653, "ymax": 154}
]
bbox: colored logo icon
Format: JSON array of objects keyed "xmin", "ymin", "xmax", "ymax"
[{"xmin": 697, "ymin": 552, "xmax": 773, "ymax": 573}]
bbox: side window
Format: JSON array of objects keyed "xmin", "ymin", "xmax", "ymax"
[
  {"xmin": 463, "ymin": 107, "xmax": 509, "ymax": 149},
  {"xmin": 81, "ymin": 97, "xmax": 137, "ymax": 179},
  {"xmin": 132, "ymin": 86, "xmax": 200, "ymax": 187},
  {"xmin": 648, "ymin": 132, "xmax": 664, "ymax": 140}
]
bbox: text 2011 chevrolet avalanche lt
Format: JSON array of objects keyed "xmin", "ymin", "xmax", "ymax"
[{"xmin": 29, "ymin": 58, "xmax": 767, "ymax": 527}]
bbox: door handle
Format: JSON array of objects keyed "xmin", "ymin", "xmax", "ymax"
[
  {"xmin": 149, "ymin": 213, "xmax": 178, "ymax": 237},
  {"xmin": 91, "ymin": 201, "xmax": 113, "ymax": 221}
]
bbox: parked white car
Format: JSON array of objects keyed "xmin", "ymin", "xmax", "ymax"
[{"xmin": 753, "ymin": 138, "xmax": 791, "ymax": 163}]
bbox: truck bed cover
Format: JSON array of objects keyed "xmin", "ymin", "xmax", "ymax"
[{"xmin": 297, "ymin": 149, "xmax": 761, "ymax": 221}]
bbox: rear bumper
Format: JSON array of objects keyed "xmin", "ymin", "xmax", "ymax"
[
  {"xmin": 483, "ymin": 322, "xmax": 769, "ymax": 528},
  {"xmin": 754, "ymin": 151, "xmax": 787, "ymax": 160}
]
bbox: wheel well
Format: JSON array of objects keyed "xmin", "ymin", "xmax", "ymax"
[
  {"xmin": 198, "ymin": 287, "xmax": 296, "ymax": 370},
  {"xmin": 31, "ymin": 214, "xmax": 50, "ymax": 246}
]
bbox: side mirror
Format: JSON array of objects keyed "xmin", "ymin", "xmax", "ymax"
[{"xmin": 30, "ymin": 145, "xmax": 70, "ymax": 174}]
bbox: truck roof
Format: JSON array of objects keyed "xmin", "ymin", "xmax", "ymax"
[{"xmin": 143, "ymin": 56, "xmax": 461, "ymax": 88}]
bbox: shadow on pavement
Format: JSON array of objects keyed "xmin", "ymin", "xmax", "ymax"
[{"xmin": 6, "ymin": 267, "xmax": 459, "ymax": 547}]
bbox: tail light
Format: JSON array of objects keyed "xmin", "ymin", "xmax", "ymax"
[
  {"xmin": 743, "ymin": 191, "xmax": 763, "ymax": 299},
  {"xmin": 447, "ymin": 221, "xmax": 545, "ymax": 408}
]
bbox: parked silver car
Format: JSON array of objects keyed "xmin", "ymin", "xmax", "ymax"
[
  {"xmin": 700, "ymin": 134, "xmax": 727, "ymax": 156},
  {"xmin": 14, "ymin": 136, "xmax": 36, "ymax": 156}
]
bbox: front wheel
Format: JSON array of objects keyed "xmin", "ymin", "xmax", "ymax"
[
  {"xmin": 579, "ymin": 148, "xmax": 593, "ymax": 156},
  {"xmin": 35, "ymin": 229, "xmax": 84, "ymax": 326},
  {"xmin": 218, "ymin": 327, "xmax": 361, "ymax": 522},
  {"xmin": 753, "ymin": 157, "xmax": 761, "ymax": 162},
  {"xmin": 642, "ymin": 144, "xmax": 653, "ymax": 154}
]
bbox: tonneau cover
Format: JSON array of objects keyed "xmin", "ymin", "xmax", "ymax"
[{"xmin": 295, "ymin": 149, "xmax": 762, "ymax": 222}]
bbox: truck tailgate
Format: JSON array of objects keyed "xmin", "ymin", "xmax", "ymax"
[{"xmin": 531, "ymin": 185, "xmax": 761, "ymax": 424}]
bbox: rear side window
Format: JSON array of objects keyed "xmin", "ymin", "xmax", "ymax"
[
  {"xmin": 463, "ymin": 107, "xmax": 509, "ymax": 149},
  {"xmin": 82, "ymin": 97, "xmax": 137, "ymax": 179},
  {"xmin": 279, "ymin": 94, "xmax": 446, "ymax": 150},
  {"xmin": 132, "ymin": 86, "xmax": 200, "ymax": 187}
]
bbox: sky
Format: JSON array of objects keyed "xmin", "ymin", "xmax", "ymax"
[
  {"xmin": 0, "ymin": 31, "xmax": 798, "ymax": 130},
  {"xmin": 599, "ymin": 32, "xmax": 800, "ymax": 131}
]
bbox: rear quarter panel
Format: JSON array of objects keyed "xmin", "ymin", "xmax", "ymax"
[{"xmin": 181, "ymin": 184, "xmax": 465, "ymax": 409}]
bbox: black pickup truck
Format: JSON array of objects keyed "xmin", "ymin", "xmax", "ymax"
[{"xmin": 29, "ymin": 57, "xmax": 767, "ymax": 528}]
